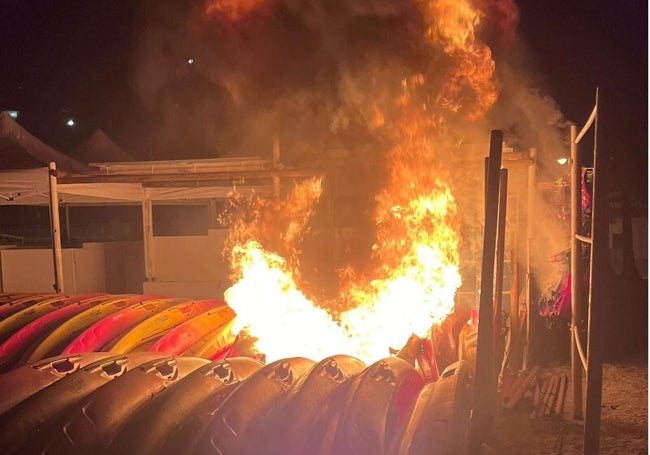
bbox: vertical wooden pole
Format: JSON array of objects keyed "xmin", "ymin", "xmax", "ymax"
[
  {"xmin": 494, "ymin": 169, "xmax": 509, "ymax": 375},
  {"xmin": 48, "ymin": 162, "xmax": 65, "ymax": 293},
  {"xmin": 570, "ymin": 123, "xmax": 584, "ymax": 419},
  {"xmin": 64, "ymin": 205, "xmax": 71, "ymax": 243},
  {"xmin": 584, "ymin": 87, "xmax": 603, "ymax": 454},
  {"xmin": 142, "ymin": 188, "xmax": 155, "ymax": 282},
  {"xmin": 524, "ymin": 148, "xmax": 536, "ymax": 369},
  {"xmin": 469, "ymin": 130, "xmax": 503, "ymax": 453},
  {"xmin": 272, "ymin": 134, "xmax": 281, "ymax": 199},
  {"xmin": 509, "ymin": 225, "xmax": 520, "ymax": 370}
]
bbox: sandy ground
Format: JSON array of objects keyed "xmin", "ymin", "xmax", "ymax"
[{"xmin": 487, "ymin": 359, "xmax": 648, "ymax": 454}]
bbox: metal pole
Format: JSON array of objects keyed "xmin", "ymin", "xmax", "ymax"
[
  {"xmin": 570, "ymin": 123, "xmax": 584, "ymax": 419},
  {"xmin": 142, "ymin": 188, "xmax": 155, "ymax": 282},
  {"xmin": 48, "ymin": 162, "xmax": 65, "ymax": 293},
  {"xmin": 584, "ymin": 87, "xmax": 603, "ymax": 454},
  {"xmin": 469, "ymin": 130, "xmax": 503, "ymax": 452}
]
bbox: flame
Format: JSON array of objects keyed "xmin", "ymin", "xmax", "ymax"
[
  {"xmin": 225, "ymin": 241, "xmax": 355, "ymax": 361},
  {"xmin": 221, "ymin": 0, "xmax": 497, "ymax": 364},
  {"xmin": 203, "ymin": 0, "xmax": 270, "ymax": 23},
  {"xmin": 417, "ymin": 0, "xmax": 498, "ymax": 120}
]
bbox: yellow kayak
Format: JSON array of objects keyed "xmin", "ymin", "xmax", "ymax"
[
  {"xmin": 0, "ymin": 294, "xmax": 75, "ymax": 344},
  {"xmin": 148, "ymin": 306, "xmax": 236, "ymax": 355},
  {"xmin": 108, "ymin": 299, "xmax": 225, "ymax": 354},
  {"xmin": 25, "ymin": 295, "xmax": 157, "ymax": 363},
  {"xmin": 182, "ymin": 317, "xmax": 238, "ymax": 359}
]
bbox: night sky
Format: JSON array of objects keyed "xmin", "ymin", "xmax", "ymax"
[{"xmin": 0, "ymin": 0, "xmax": 647, "ymax": 199}]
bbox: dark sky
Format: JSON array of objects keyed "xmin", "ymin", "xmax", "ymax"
[{"xmin": 0, "ymin": 0, "xmax": 647, "ymax": 198}]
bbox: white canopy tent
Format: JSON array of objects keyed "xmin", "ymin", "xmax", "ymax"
[
  {"xmin": 0, "ymin": 155, "xmax": 321, "ymax": 292},
  {"xmin": 0, "ymin": 166, "xmax": 269, "ymax": 205}
]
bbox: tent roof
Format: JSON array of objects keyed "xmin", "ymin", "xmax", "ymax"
[
  {"xmin": 73, "ymin": 129, "xmax": 134, "ymax": 164},
  {"xmin": 0, "ymin": 167, "xmax": 271, "ymax": 205},
  {"xmin": 0, "ymin": 112, "xmax": 92, "ymax": 173}
]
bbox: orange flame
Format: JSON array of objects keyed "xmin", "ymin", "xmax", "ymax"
[
  {"xmin": 417, "ymin": 0, "xmax": 498, "ymax": 120},
  {"xmin": 225, "ymin": 241, "xmax": 355, "ymax": 361},
  {"xmin": 221, "ymin": 0, "xmax": 497, "ymax": 364}
]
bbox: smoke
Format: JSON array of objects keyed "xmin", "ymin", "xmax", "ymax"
[{"xmin": 129, "ymin": 0, "xmax": 573, "ymax": 294}]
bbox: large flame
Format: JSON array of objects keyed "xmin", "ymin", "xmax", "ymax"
[
  {"xmin": 417, "ymin": 0, "xmax": 498, "ymax": 120},
  {"xmin": 221, "ymin": 0, "xmax": 497, "ymax": 364}
]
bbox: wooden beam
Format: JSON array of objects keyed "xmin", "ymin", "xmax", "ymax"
[
  {"xmin": 494, "ymin": 169, "xmax": 509, "ymax": 375},
  {"xmin": 58, "ymin": 168, "xmax": 322, "ymax": 185},
  {"xmin": 469, "ymin": 130, "xmax": 503, "ymax": 452}
]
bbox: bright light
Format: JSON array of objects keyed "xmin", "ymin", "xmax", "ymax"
[
  {"xmin": 557, "ymin": 157, "xmax": 568, "ymax": 165},
  {"xmin": 187, "ymin": 58, "xmax": 194, "ymax": 65},
  {"xmin": 7, "ymin": 110, "xmax": 18, "ymax": 119},
  {"xmin": 66, "ymin": 118, "xmax": 75, "ymax": 127}
]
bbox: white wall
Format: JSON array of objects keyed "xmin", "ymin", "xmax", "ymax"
[
  {"xmin": 143, "ymin": 229, "xmax": 231, "ymax": 299},
  {"xmin": 1, "ymin": 243, "xmax": 106, "ymax": 294},
  {"xmin": 0, "ymin": 230, "xmax": 232, "ymax": 299}
]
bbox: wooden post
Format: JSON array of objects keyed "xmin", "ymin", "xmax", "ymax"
[
  {"xmin": 48, "ymin": 162, "xmax": 64, "ymax": 293},
  {"xmin": 524, "ymin": 148, "xmax": 536, "ymax": 369},
  {"xmin": 142, "ymin": 188, "xmax": 155, "ymax": 282},
  {"xmin": 469, "ymin": 130, "xmax": 503, "ymax": 452},
  {"xmin": 570, "ymin": 123, "xmax": 584, "ymax": 420},
  {"xmin": 494, "ymin": 169, "xmax": 509, "ymax": 376},
  {"xmin": 509, "ymin": 225, "xmax": 520, "ymax": 371},
  {"xmin": 584, "ymin": 87, "xmax": 603, "ymax": 454},
  {"xmin": 272, "ymin": 134, "xmax": 281, "ymax": 199}
]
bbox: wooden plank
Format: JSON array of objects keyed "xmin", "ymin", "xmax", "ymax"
[{"xmin": 468, "ymin": 130, "xmax": 503, "ymax": 452}]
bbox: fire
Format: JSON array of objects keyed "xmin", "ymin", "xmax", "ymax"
[
  {"xmin": 203, "ymin": 0, "xmax": 270, "ymax": 23},
  {"xmin": 225, "ymin": 241, "xmax": 355, "ymax": 361},
  {"xmin": 220, "ymin": 0, "xmax": 498, "ymax": 364},
  {"xmin": 417, "ymin": 0, "xmax": 498, "ymax": 120}
]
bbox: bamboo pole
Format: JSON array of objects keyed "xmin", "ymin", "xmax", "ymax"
[
  {"xmin": 48, "ymin": 162, "xmax": 64, "ymax": 293},
  {"xmin": 544, "ymin": 375, "xmax": 561, "ymax": 416},
  {"xmin": 570, "ymin": 123, "xmax": 584, "ymax": 420},
  {"xmin": 555, "ymin": 374, "xmax": 568, "ymax": 416},
  {"xmin": 469, "ymin": 131, "xmax": 503, "ymax": 452},
  {"xmin": 507, "ymin": 365, "xmax": 540, "ymax": 410}
]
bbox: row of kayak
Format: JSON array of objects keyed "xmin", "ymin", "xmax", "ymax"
[
  {"xmin": 0, "ymin": 293, "xmax": 236, "ymax": 374},
  {"xmin": 0, "ymin": 350, "xmax": 473, "ymax": 454}
]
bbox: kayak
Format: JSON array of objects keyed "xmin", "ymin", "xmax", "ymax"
[
  {"xmin": 148, "ymin": 304, "xmax": 235, "ymax": 355},
  {"xmin": 108, "ymin": 299, "xmax": 224, "ymax": 354},
  {"xmin": 62, "ymin": 297, "xmax": 185, "ymax": 354},
  {"xmin": 26, "ymin": 295, "xmax": 160, "ymax": 363}
]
